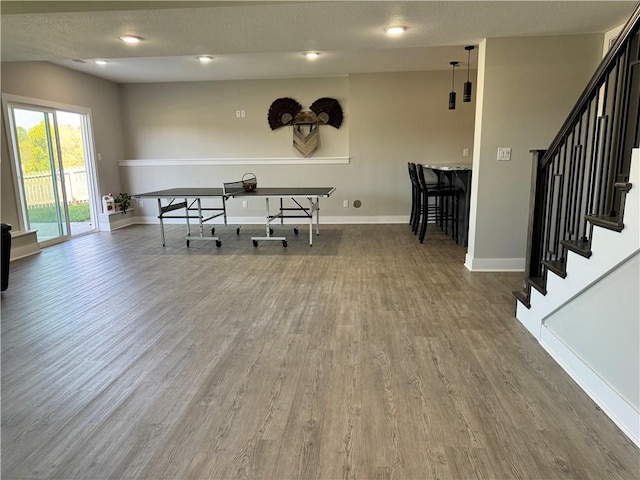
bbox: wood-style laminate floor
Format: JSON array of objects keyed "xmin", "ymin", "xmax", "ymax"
[{"xmin": 2, "ymin": 224, "xmax": 638, "ymax": 480}]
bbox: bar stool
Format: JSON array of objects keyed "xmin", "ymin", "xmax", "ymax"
[
  {"xmin": 408, "ymin": 162, "xmax": 422, "ymax": 233},
  {"xmin": 408, "ymin": 163, "xmax": 438, "ymax": 235},
  {"xmin": 416, "ymin": 163, "xmax": 460, "ymax": 243},
  {"xmin": 408, "ymin": 162, "xmax": 419, "ymax": 231}
]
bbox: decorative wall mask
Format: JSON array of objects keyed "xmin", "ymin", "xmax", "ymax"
[{"xmin": 268, "ymin": 97, "xmax": 343, "ymax": 157}]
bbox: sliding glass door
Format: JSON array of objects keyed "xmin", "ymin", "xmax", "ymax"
[{"xmin": 5, "ymin": 100, "xmax": 98, "ymax": 245}]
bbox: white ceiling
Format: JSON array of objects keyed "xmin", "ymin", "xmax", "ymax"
[{"xmin": 1, "ymin": 1, "xmax": 636, "ymax": 83}]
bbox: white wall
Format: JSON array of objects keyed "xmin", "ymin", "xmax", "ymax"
[
  {"xmin": 466, "ymin": 34, "xmax": 603, "ymax": 271},
  {"xmin": 604, "ymin": 25, "xmax": 624, "ymax": 56},
  {"xmin": 545, "ymin": 252, "xmax": 640, "ymax": 412}
]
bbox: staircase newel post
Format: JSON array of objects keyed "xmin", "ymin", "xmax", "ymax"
[{"xmin": 526, "ymin": 150, "xmax": 548, "ymax": 279}]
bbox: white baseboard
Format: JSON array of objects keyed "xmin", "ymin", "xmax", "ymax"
[
  {"xmin": 323, "ymin": 216, "xmax": 407, "ymax": 224},
  {"xmin": 9, "ymin": 230, "xmax": 41, "ymax": 261},
  {"xmin": 464, "ymin": 254, "xmax": 525, "ymax": 272},
  {"xmin": 99, "ymin": 209, "xmax": 135, "ymax": 231},
  {"xmin": 10, "ymin": 243, "xmax": 42, "ymax": 261},
  {"xmin": 540, "ymin": 327, "xmax": 640, "ymax": 447}
]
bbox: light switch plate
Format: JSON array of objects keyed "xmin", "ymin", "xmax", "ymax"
[{"xmin": 497, "ymin": 147, "xmax": 511, "ymax": 161}]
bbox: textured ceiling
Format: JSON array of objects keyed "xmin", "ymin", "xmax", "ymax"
[{"xmin": 1, "ymin": 1, "xmax": 636, "ymax": 83}]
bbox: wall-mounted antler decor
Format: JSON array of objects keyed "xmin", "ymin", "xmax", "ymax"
[{"xmin": 268, "ymin": 97, "xmax": 343, "ymax": 157}]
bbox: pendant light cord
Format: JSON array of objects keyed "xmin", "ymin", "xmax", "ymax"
[{"xmin": 450, "ymin": 61, "xmax": 458, "ymax": 89}]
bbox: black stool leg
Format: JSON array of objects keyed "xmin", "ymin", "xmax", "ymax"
[
  {"xmin": 410, "ymin": 185, "xmax": 417, "ymax": 228},
  {"xmin": 454, "ymin": 193, "xmax": 459, "ymax": 243},
  {"xmin": 442, "ymin": 195, "xmax": 448, "ymax": 232},
  {"xmin": 412, "ymin": 189, "xmax": 421, "ymax": 234},
  {"xmin": 419, "ymin": 191, "xmax": 428, "ymax": 243},
  {"xmin": 447, "ymin": 195, "xmax": 452, "ymax": 235}
]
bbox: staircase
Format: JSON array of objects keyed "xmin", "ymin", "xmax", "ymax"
[{"xmin": 513, "ymin": 4, "xmax": 640, "ymax": 447}]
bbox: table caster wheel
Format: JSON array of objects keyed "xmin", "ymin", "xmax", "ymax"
[
  {"xmin": 236, "ymin": 228, "xmax": 241, "ymax": 235},
  {"xmin": 253, "ymin": 240, "xmax": 258, "ymax": 247},
  {"xmin": 186, "ymin": 240, "xmax": 190, "ymax": 248},
  {"xmin": 293, "ymin": 228, "xmax": 299, "ymax": 235},
  {"xmin": 282, "ymin": 240, "xmax": 288, "ymax": 247},
  {"xmin": 216, "ymin": 240, "xmax": 222, "ymax": 247}
]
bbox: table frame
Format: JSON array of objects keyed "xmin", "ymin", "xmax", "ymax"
[
  {"xmin": 135, "ymin": 186, "xmax": 335, "ymax": 247},
  {"xmin": 134, "ymin": 188, "xmax": 227, "ymax": 247}
]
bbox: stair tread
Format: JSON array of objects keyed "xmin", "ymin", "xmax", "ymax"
[
  {"xmin": 585, "ymin": 213, "xmax": 624, "ymax": 232},
  {"xmin": 561, "ymin": 238, "xmax": 592, "ymax": 258},
  {"xmin": 526, "ymin": 276, "xmax": 547, "ymax": 295},
  {"xmin": 512, "ymin": 290, "xmax": 531, "ymax": 309},
  {"xmin": 542, "ymin": 259, "xmax": 567, "ymax": 279}
]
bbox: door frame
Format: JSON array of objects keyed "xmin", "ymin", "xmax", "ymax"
[{"xmin": 2, "ymin": 93, "xmax": 101, "ymax": 242}]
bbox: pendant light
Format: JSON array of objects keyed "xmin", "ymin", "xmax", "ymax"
[
  {"xmin": 449, "ymin": 61, "xmax": 459, "ymax": 110},
  {"xmin": 463, "ymin": 46, "xmax": 475, "ymax": 103}
]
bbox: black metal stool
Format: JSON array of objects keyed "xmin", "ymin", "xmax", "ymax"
[
  {"xmin": 408, "ymin": 163, "xmax": 439, "ymax": 235},
  {"xmin": 416, "ymin": 164, "xmax": 460, "ymax": 243}
]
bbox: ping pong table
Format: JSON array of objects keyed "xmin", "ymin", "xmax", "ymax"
[
  {"xmin": 134, "ymin": 185, "xmax": 335, "ymax": 247},
  {"xmin": 134, "ymin": 188, "xmax": 227, "ymax": 247}
]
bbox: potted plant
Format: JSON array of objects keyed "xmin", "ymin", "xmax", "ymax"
[{"xmin": 115, "ymin": 193, "xmax": 132, "ymax": 214}]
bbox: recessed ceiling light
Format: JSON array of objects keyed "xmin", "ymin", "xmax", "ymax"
[
  {"xmin": 385, "ymin": 25, "xmax": 407, "ymax": 36},
  {"xmin": 303, "ymin": 51, "xmax": 320, "ymax": 60},
  {"xmin": 120, "ymin": 35, "xmax": 142, "ymax": 44},
  {"xmin": 197, "ymin": 55, "xmax": 213, "ymax": 63},
  {"xmin": 94, "ymin": 60, "xmax": 108, "ymax": 65}
]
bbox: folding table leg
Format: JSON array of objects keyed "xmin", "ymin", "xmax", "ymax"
[{"xmin": 157, "ymin": 198, "xmax": 166, "ymax": 246}]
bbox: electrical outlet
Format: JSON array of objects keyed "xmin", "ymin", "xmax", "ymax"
[
  {"xmin": 343, "ymin": 200, "xmax": 349, "ymax": 208},
  {"xmin": 463, "ymin": 148, "xmax": 470, "ymax": 157},
  {"xmin": 242, "ymin": 200, "xmax": 248, "ymax": 208},
  {"xmin": 497, "ymin": 147, "xmax": 512, "ymax": 161},
  {"xmin": 241, "ymin": 109, "xmax": 246, "ymax": 118},
  {"xmin": 236, "ymin": 110, "xmax": 241, "ymax": 118}
]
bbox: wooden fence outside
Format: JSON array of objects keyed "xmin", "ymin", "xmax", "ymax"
[{"xmin": 24, "ymin": 168, "xmax": 89, "ymax": 208}]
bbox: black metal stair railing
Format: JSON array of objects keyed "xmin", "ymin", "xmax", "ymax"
[{"xmin": 520, "ymin": 2, "xmax": 640, "ymax": 304}]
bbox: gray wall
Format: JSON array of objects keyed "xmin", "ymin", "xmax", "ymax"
[
  {"xmin": 1, "ymin": 33, "xmax": 604, "ymax": 266},
  {"xmin": 1, "ymin": 62, "xmax": 125, "ymax": 231},
  {"xmin": 120, "ymin": 77, "xmax": 349, "ymax": 159},
  {"xmin": 1, "ymin": 112, "xmax": 20, "ymax": 229},
  {"xmin": 466, "ymin": 34, "xmax": 603, "ymax": 270},
  {"xmin": 348, "ymin": 71, "xmax": 475, "ymax": 218},
  {"xmin": 119, "ymin": 70, "xmax": 475, "ymax": 221}
]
